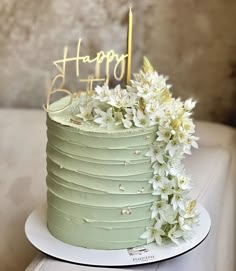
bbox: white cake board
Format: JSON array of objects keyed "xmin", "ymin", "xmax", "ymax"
[{"xmin": 25, "ymin": 204, "xmax": 211, "ymax": 267}]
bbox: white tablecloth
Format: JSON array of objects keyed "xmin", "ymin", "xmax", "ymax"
[{"xmin": 26, "ymin": 122, "xmax": 236, "ymax": 271}]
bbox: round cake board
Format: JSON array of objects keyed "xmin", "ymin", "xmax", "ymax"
[{"xmin": 25, "ymin": 204, "xmax": 211, "ymax": 267}]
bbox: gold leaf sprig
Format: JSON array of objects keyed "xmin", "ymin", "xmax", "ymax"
[{"xmin": 143, "ymin": 56, "xmax": 154, "ymax": 73}]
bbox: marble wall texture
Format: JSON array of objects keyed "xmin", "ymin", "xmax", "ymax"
[{"xmin": 0, "ymin": 0, "xmax": 236, "ymax": 125}]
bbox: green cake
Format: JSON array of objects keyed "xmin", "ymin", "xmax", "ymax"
[
  {"xmin": 47, "ymin": 94, "xmax": 157, "ymax": 249},
  {"xmin": 46, "ymin": 58, "xmax": 199, "ymax": 250}
]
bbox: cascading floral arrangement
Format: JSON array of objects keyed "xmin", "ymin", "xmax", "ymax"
[{"xmin": 73, "ymin": 57, "xmax": 199, "ymax": 245}]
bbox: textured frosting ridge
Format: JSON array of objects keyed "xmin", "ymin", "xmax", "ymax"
[{"xmin": 46, "ymin": 97, "xmax": 156, "ymax": 249}]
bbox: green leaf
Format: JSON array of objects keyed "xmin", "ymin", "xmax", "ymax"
[{"xmin": 143, "ymin": 56, "xmax": 154, "ymax": 73}]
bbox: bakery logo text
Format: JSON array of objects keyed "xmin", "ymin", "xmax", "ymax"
[{"xmin": 132, "ymin": 255, "xmax": 155, "ymax": 263}]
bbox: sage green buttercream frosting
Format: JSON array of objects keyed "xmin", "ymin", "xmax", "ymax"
[{"xmin": 46, "ymin": 94, "xmax": 157, "ymax": 249}]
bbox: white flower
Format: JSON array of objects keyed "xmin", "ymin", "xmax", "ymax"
[
  {"xmin": 150, "ymin": 200, "xmax": 169, "ymax": 219},
  {"xmin": 76, "ymin": 101, "xmax": 94, "ymax": 121},
  {"xmin": 183, "ymin": 145, "xmax": 192, "ymax": 155},
  {"xmin": 178, "ymin": 200, "xmax": 198, "ymax": 232},
  {"xmin": 145, "ymin": 145, "xmax": 165, "ymax": 164},
  {"xmin": 165, "ymin": 139, "xmax": 181, "ymax": 157},
  {"xmin": 133, "ymin": 71, "xmax": 170, "ymax": 91},
  {"xmin": 148, "ymin": 105, "xmax": 166, "ymax": 125},
  {"xmin": 168, "ymin": 162, "xmax": 184, "ymax": 176},
  {"xmin": 161, "ymin": 206, "xmax": 178, "ymax": 224},
  {"xmin": 140, "ymin": 220, "xmax": 165, "ymax": 245},
  {"xmin": 153, "ymin": 73, "xmax": 171, "ymax": 90},
  {"xmin": 145, "ymin": 99, "xmax": 160, "ymax": 115},
  {"xmin": 183, "ymin": 135, "xmax": 198, "ymax": 155},
  {"xmin": 94, "ymin": 84, "xmax": 110, "ymax": 102},
  {"xmin": 184, "ymin": 99, "xmax": 196, "ymax": 111},
  {"xmin": 176, "ymin": 130, "xmax": 188, "ymax": 143},
  {"xmin": 152, "ymin": 179, "xmax": 173, "ymax": 201},
  {"xmin": 122, "ymin": 118, "xmax": 133, "ymax": 128},
  {"xmin": 108, "ymin": 85, "xmax": 137, "ymax": 108},
  {"xmin": 124, "ymin": 108, "xmax": 135, "ymax": 120},
  {"xmin": 180, "ymin": 200, "xmax": 198, "ymax": 219},
  {"xmin": 177, "ymin": 175, "xmax": 191, "ymax": 191},
  {"xmin": 171, "ymin": 193, "xmax": 185, "ymax": 211},
  {"xmin": 156, "ymin": 127, "xmax": 172, "ymax": 142},
  {"xmin": 136, "ymin": 84, "xmax": 155, "ymax": 100},
  {"xmin": 94, "ymin": 107, "xmax": 115, "ymax": 128},
  {"xmin": 121, "ymin": 108, "xmax": 135, "ymax": 128},
  {"xmin": 179, "ymin": 202, "xmax": 198, "ymax": 232},
  {"xmin": 148, "ymin": 175, "xmax": 169, "ymax": 190},
  {"xmin": 152, "ymin": 161, "xmax": 168, "ymax": 176},
  {"xmin": 133, "ymin": 109, "xmax": 151, "ymax": 128},
  {"xmin": 188, "ymin": 135, "xmax": 199, "ymax": 149},
  {"xmin": 140, "ymin": 227, "xmax": 154, "ymax": 244},
  {"xmin": 178, "ymin": 216, "xmax": 192, "ymax": 231},
  {"xmin": 168, "ymin": 225, "xmax": 183, "ymax": 245},
  {"xmin": 181, "ymin": 118, "xmax": 195, "ymax": 134}
]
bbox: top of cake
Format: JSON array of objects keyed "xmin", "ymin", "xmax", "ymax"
[
  {"xmin": 48, "ymin": 92, "xmax": 157, "ymax": 135},
  {"xmin": 48, "ymin": 57, "xmax": 197, "ymax": 139}
]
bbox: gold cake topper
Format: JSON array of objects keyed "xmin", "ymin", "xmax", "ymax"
[{"xmin": 44, "ymin": 7, "xmax": 133, "ymax": 113}]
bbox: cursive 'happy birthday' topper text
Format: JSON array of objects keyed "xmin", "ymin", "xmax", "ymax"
[{"xmin": 44, "ymin": 8, "xmax": 133, "ymax": 113}]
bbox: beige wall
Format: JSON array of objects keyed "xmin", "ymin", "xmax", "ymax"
[{"xmin": 0, "ymin": 0, "xmax": 235, "ymax": 125}]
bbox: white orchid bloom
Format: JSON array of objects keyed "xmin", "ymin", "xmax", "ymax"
[
  {"xmin": 148, "ymin": 107, "xmax": 167, "ymax": 126},
  {"xmin": 152, "ymin": 179, "xmax": 173, "ymax": 201},
  {"xmin": 183, "ymin": 136, "xmax": 198, "ymax": 155},
  {"xmin": 108, "ymin": 85, "xmax": 137, "ymax": 109},
  {"xmin": 156, "ymin": 127, "xmax": 172, "ymax": 142},
  {"xmin": 148, "ymin": 175, "xmax": 169, "ymax": 190},
  {"xmin": 188, "ymin": 135, "xmax": 199, "ymax": 149},
  {"xmin": 122, "ymin": 118, "xmax": 133, "ymax": 129},
  {"xmin": 176, "ymin": 130, "xmax": 188, "ymax": 143},
  {"xmin": 165, "ymin": 139, "xmax": 181, "ymax": 157},
  {"xmin": 179, "ymin": 203, "xmax": 198, "ymax": 230},
  {"xmin": 177, "ymin": 175, "xmax": 191, "ymax": 191},
  {"xmin": 151, "ymin": 72, "xmax": 171, "ymax": 91},
  {"xmin": 136, "ymin": 84, "xmax": 155, "ymax": 100},
  {"xmin": 161, "ymin": 206, "xmax": 178, "ymax": 224},
  {"xmin": 178, "ymin": 216, "xmax": 193, "ymax": 231},
  {"xmin": 133, "ymin": 109, "xmax": 151, "ymax": 128},
  {"xmin": 167, "ymin": 161, "xmax": 185, "ymax": 176},
  {"xmin": 171, "ymin": 193, "xmax": 185, "ymax": 211},
  {"xmin": 152, "ymin": 161, "xmax": 168, "ymax": 176},
  {"xmin": 145, "ymin": 100, "xmax": 159, "ymax": 115},
  {"xmin": 184, "ymin": 99, "xmax": 196, "ymax": 111},
  {"xmin": 140, "ymin": 227, "xmax": 155, "ymax": 244},
  {"xmin": 124, "ymin": 107, "xmax": 135, "ymax": 120},
  {"xmin": 180, "ymin": 200, "xmax": 198, "ymax": 219},
  {"xmin": 168, "ymin": 225, "xmax": 183, "ymax": 245},
  {"xmin": 145, "ymin": 145, "xmax": 165, "ymax": 164},
  {"xmin": 94, "ymin": 107, "xmax": 115, "ymax": 128},
  {"xmin": 140, "ymin": 220, "xmax": 165, "ymax": 245},
  {"xmin": 181, "ymin": 118, "xmax": 195, "ymax": 134},
  {"xmin": 150, "ymin": 200, "xmax": 169, "ymax": 219},
  {"xmin": 76, "ymin": 101, "xmax": 94, "ymax": 121},
  {"xmin": 94, "ymin": 84, "xmax": 110, "ymax": 102}
]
